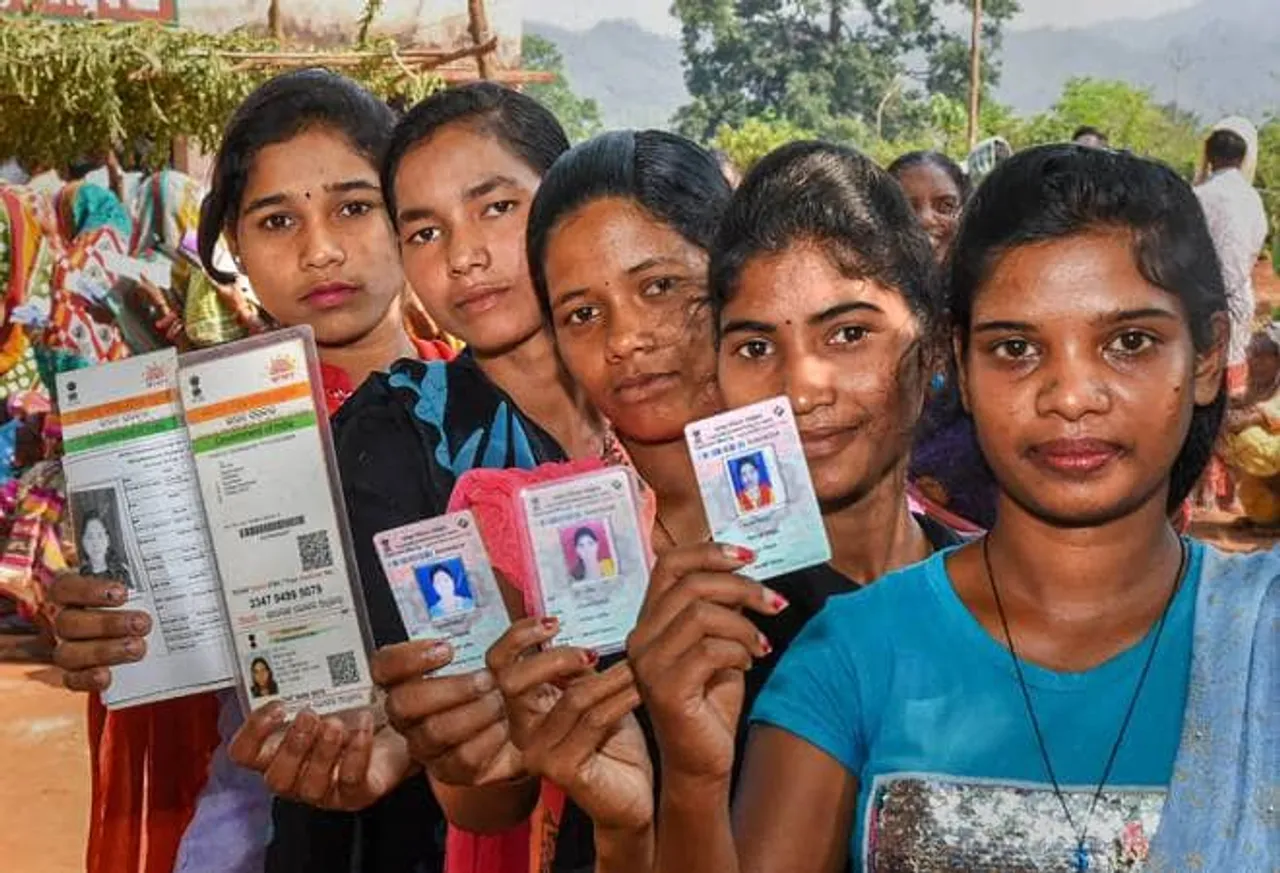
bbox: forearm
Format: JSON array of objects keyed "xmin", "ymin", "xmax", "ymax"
[
  {"xmin": 594, "ymin": 823, "xmax": 655, "ymax": 873},
  {"xmin": 430, "ymin": 775, "xmax": 540, "ymax": 834},
  {"xmin": 653, "ymin": 772, "xmax": 738, "ymax": 873}
]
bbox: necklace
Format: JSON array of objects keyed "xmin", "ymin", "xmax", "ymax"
[{"xmin": 981, "ymin": 537, "xmax": 1186, "ymax": 872}]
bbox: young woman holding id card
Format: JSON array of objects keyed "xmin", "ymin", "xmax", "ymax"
[
  {"xmin": 446, "ymin": 136, "xmax": 970, "ymax": 871},
  {"xmin": 644, "ymin": 147, "xmax": 1275, "ymax": 873},
  {"xmin": 48, "ymin": 70, "xmax": 451, "ymax": 873}
]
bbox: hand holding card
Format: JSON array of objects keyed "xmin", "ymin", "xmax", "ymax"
[
  {"xmin": 519, "ymin": 468, "xmax": 650, "ymax": 655},
  {"xmin": 373, "ymin": 510, "xmax": 511, "ymax": 675},
  {"xmin": 684, "ymin": 397, "xmax": 832, "ymax": 580}
]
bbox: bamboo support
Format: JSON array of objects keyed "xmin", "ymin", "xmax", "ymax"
[{"xmin": 466, "ymin": 0, "xmax": 493, "ymax": 80}]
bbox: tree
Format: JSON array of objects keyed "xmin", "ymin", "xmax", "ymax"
[
  {"xmin": 522, "ymin": 34, "xmax": 604, "ymax": 143},
  {"xmin": 1009, "ymin": 78, "xmax": 1202, "ymax": 176},
  {"xmin": 670, "ymin": 0, "xmax": 1020, "ymax": 142}
]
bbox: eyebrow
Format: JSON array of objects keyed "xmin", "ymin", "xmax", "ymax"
[
  {"xmin": 808, "ymin": 301, "xmax": 883, "ymax": 326},
  {"xmin": 243, "ymin": 178, "xmax": 380, "ymax": 216},
  {"xmin": 397, "ymin": 175, "xmax": 520, "ymax": 226},
  {"xmin": 721, "ymin": 318, "xmax": 777, "ymax": 336},
  {"xmin": 464, "ymin": 174, "xmax": 519, "ymax": 201},
  {"xmin": 626, "ymin": 256, "xmax": 688, "ymax": 275},
  {"xmin": 721, "ymin": 300, "xmax": 884, "ymax": 336},
  {"xmin": 972, "ymin": 308, "xmax": 1181, "ymax": 334}
]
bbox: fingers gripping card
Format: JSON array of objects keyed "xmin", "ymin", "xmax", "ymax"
[
  {"xmin": 373, "ymin": 510, "xmax": 511, "ymax": 676},
  {"xmin": 519, "ymin": 468, "xmax": 649, "ymax": 655},
  {"xmin": 685, "ymin": 397, "xmax": 831, "ymax": 580}
]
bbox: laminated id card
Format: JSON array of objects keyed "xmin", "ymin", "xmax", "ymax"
[
  {"xmin": 58, "ymin": 350, "xmax": 236, "ymax": 709},
  {"xmin": 373, "ymin": 510, "xmax": 511, "ymax": 676},
  {"xmin": 520, "ymin": 468, "xmax": 649, "ymax": 655},
  {"xmin": 179, "ymin": 327, "xmax": 375, "ymax": 717},
  {"xmin": 685, "ymin": 397, "xmax": 831, "ymax": 580}
]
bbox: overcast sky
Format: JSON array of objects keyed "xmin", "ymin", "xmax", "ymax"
[{"xmin": 528, "ymin": 0, "xmax": 1202, "ymax": 36}]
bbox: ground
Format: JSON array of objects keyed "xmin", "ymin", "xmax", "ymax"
[
  {"xmin": 0, "ymin": 634, "xmax": 88, "ymax": 873},
  {"xmin": 1, "ymin": 260, "xmax": 1277, "ymax": 873}
]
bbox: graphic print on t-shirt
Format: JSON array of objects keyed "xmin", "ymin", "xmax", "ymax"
[{"xmin": 865, "ymin": 773, "xmax": 1164, "ymax": 872}]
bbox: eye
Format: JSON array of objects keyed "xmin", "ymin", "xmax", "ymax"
[
  {"xmin": 641, "ymin": 276, "xmax": 680, "ymax": 297},
  {"xmin": 1108, "ymin": 330, "xmax": 1157, "ymax": 355},
  {"xmin": 733, "ymin": 338, "xmax": 774, "ymax": 360},
  {"xmin": 992, "ymin": 337, "xmax": 1036, "ymax": 360},
  {"xmin": 406, "ymin": 226, "xmax": 441, "ymax": 246},
  {"xmin": 339, "ymin": 201, "xmax": 374, "ymax": 218},
  {"xmin": 829, "ymin": 325, "xmax": 869, "ymax": 346},
  {"xmin": 260, "ymin": 213, "xmax": 294, "ymax": 232},
  {"xmin": 564, "ymin": 305, "xmax": 600, "ymax": 327},
  {"xmin": 935, "ymin": 197, "xmax": 961, "ymax": 216},
  {"xmin": 483, "ymin": 200, "xmax": 518, "ymax": 218}
]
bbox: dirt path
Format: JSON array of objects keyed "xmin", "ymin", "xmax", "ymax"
[{"xmin": 0, "ymin": 635, "xmax": 88, "ymax": 873}]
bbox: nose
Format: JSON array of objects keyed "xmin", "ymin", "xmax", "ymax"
[
  {"xmin": 300, "ymin": 221, "xmax": 345, "ymax": 271},
  {"xmin": 605, "ymin": 295, "xmax": 657, "ymax": 362},
  {"xmin": 1035, "ymin": 344, "xmax": 1112, "ymax": 421},
  {"xmin": 446, "ymin": 223, "xmax": 490, "ymax": 276},
  {"xmin": 783, "ymin": 351, "xmax": 837, "ymax": 416}
]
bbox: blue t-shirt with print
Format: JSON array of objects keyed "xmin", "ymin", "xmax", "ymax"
[{"xmin": 751, "ymin": 542, "xmax": 1201, "ymax": 872}]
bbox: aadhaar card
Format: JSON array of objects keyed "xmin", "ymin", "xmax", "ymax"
[
  {"xmin": 373, "ymin": 510, "xmax": 511, "ymax": 676},
  {"xmin": 58, "ymin": 350, "xmax": 237, "ymax": 709},
  {"xmin": 179, "ymin": 328, "xmax": 374, "ymax": 718},
  {"xmin": 685, "ymin": 397, "xmax": 831, "ymax": 580},
  {"xmin": 520, "ymin": 468, "xmax": 649, "ymax": 655}
]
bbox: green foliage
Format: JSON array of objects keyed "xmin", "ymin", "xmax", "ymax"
[
  {"xmin": 1007, "ymin": 78, "xmax": 1201, "ymax": 176},
  {"xmin": 522, "ymin": 33, "xmax": 604, "ymax": 143},
  {"xmin": 0, "ymin": 16, "xmax": 440, "ymax": 172},
  {"xmin": 711, "ymin": 114, "xmax": 816, "ymax": 170},
  {"xmin": 671, "ymin": 0, "xmax": 1020, "ymax": 142}
]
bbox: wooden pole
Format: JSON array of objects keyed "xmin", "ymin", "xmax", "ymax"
[
  {"xmin": 268, "ymin": 0, "xmax": 283, "ymax": 41},
  {"xmin": 967, "ymin": 0, "xmax": 982, "ymax": 150},
  {"xmin": 467, "ymin": 0, "xmax": 493, "ymax": 80}
]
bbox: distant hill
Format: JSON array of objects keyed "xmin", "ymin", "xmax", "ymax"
[
  {"xmin": 524, "ymin": 20, "xmax": 687, "ymax": 130},
  {"xmin": 528, "ymin": 0, "xmax": 1280, "ymax": 130},
  {"xmin": 998, "ymin": 0, "xmax": 1280, "ymax": 120}
]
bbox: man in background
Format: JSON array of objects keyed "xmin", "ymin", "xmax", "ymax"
[
  {"xmin": 1072, "ymin": 126, "xmax": 1109, "ymax": 148},
  {"xmin": 1195, "ymin": 126, "xmax": 1269, "ymax": 397}
]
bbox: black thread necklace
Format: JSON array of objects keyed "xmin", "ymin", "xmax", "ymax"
[{"xmin": 981, "ymin": 536, "xmax": 1186, "ymax": 872}]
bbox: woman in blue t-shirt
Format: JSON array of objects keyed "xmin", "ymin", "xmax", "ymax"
[{"xmin": 636, "ymin": 145, "xmax": 1275, "ymax": 873}]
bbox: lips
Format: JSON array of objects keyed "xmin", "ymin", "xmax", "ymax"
[
  {"xmin": 612, "ymin": 371, "xmax": 680, "ymax": 405},
  {"xmin": 1028, "ymin": 437, "xmax": 1124, "ymax": 476},
  {"xmin": 453, "ymin": 284, "xmax": 511, "ymax": 316},
  {"xmin": 302, "ymin": 281, "xmax": 359, "ymax": 310},
  {"xmin": 798, "ymin": 424, "xmax": 859, "ymax": 461}
]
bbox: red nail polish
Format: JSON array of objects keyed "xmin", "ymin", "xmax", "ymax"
[
  {"xmin": 758, "ymin": 633, "xmax": 773, "ymax": 656},
  {"xmin": 770, "ymin": 592, "xmax": 790, "ymax": 612},
  {"xmin": 735, "ymin": 546, "xmax": 756, "ymax": 562},
  {"xmin": 583, "ymin": 649, "xmax": 599, "ymax": 666},
  {"xmin": 541, "ymin": 617, "xmax": 559, "ymax": 631}
]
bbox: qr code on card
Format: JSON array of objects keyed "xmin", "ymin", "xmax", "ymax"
[
  {"xmin": 326, "ymin": 651, "xmax": 360, "ymax": 687},
  {"xmin": 297, "ymin": 530, "xmax": 333, "ymax": 572}
]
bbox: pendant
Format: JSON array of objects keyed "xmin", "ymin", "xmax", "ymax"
[{"xmin": 1073, "ymin": 841, "xmax": 1091, "ymax": 871}]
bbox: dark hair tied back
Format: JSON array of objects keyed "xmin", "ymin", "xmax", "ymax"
[
  {"xmin": 949, "ymin": 143, "xmax": 1229, "ymax": 509},
  {"xmin": 711, "ymin": 141, "xmax": 944, "ymax": 356},
  {"xmin": 527, "ymin": 130, "xmax": 732, "ymax": 320},
  {"xmin": 381, "ymin": 82, "xmax": 569, "ymax": 226},
  {"xmin": 197, "ymin": 69, "xmax": 396, "ymax": 284}
]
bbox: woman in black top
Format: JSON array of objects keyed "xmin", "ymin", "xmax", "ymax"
[
  {"xmin": 251, "ymin": 82, "xmax": 602, "ymax": 873},
  {"xmin": 482, "ymin": 141, "xmax": 959, "ymax": 870}
]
